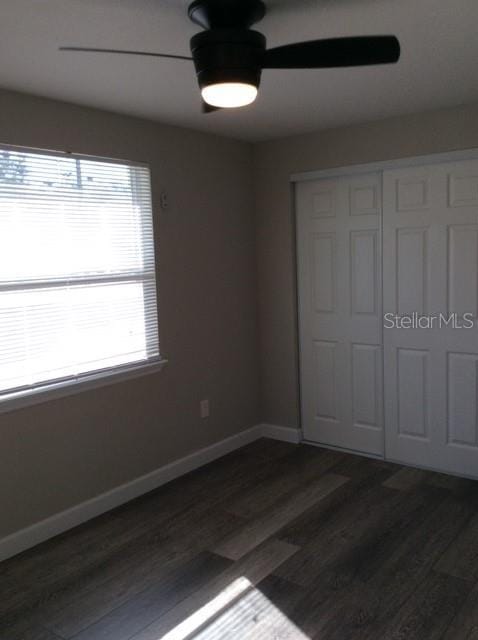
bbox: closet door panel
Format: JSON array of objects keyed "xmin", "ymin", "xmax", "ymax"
[
  {"xmin": 383, "ymin": 159, "xmax": 478, "ymax": 478},
  {"xmin": 297, "ymin": 173, "xmax": 383, "ymax": 455}
]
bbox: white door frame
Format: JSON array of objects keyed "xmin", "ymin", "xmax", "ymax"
[
  {"xmin": 291, "ymin": 148, "xmax": 478, "ymax": 184},
  {"xmin": 293, "ymin": 146, "xmax": 478, "ymax": 463}
]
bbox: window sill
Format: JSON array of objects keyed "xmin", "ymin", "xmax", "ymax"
[{"xmin": 0, "ymin": 359, "xmax": 168, "ymax": 415}]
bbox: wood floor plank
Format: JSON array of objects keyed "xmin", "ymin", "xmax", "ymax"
[
  {"xmin": 331, "ymin": 454, "xmax": 393, "ymax": 480},
  {"xmin": 224, "ymin": 446, "xmax": 344, "ymax": 518},
  {"xmin": 69, "ymin": 551, "xmax": 231, "ymax": 640},
  {"xmin": 0, "ymin": 510, "xmax": 141, "ymax": 617},
  {"xmin": 251, "ymin": 574, "xmax": 306, "ymax": 623},
  {"xmin": 307, "ymin": 492, "xmax": 474, "ymax": 640},
  {"xmin": 425, "ymin": 471, "xmax": 471, "ymax": 492},
  {"xmin": 190, "ymin": 575, "xmax": 307, "ymax": 640},
  {"xmin": 128, "ymin": 539, "xmax": 299, "ymax": 640},
  {"xmin": 275, "ymin": 458, "xmax": 392, "ymax": 549},
  {"xmin": 274, "ymin": 469, "xmax": 411, "ymax": 586},
  {"xmin": 237, "ymin": 438, "xmax": 300, "ymax": 461},
  {"xmin": 0, "ymin": 621, "xmax": 60, "ymax": 640},
  {"xmin": 340, "ymin": 486, "xmax": 449, "ymax": 583},
  {"xmin": 434, "ymin": 511, "xmax": 478, "ymax": 581},
  {"xmin": 379, "ymin": 571, "xmax": 472, "ymax": 640},
  {"xmin": 383, "ymin": 466, "xmax": 470, "ymax": 494},
  {"xmin": 382, "ymin": 467, "xmax": 428, "ymax": 491},
  {"xmin": 442, "ymin": 581, "xmax": 478, "ymax": 640},
  {"xmin": 39, "ymin": 510, "xmax": 242, "ymax": 638},
  {"xmin": 213, "ymin": 473, "xmax": 348, "ymax": 561}
]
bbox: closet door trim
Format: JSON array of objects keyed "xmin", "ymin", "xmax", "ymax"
[{"xmin": 291, "ymin": 148, "xmax": 478, "ymax": 184}]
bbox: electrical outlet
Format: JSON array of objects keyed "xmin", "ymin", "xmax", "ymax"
[{"xmin": 200, "ymin": 399, "xmax": 210, "ymax": 419}]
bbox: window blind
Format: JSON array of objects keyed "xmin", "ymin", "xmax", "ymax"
[{"xmin": 0, "ymin": 147, "xmax": 160, "ymax": 401}]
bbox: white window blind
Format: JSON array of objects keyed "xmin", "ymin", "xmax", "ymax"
[{"xmin": 0, "ymin": 146, "xmax": 160, "ymax": 404}]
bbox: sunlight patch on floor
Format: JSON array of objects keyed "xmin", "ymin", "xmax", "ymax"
[{"xmin": 159, "ymin": 576, "xmax": 310, "ymax": 640}]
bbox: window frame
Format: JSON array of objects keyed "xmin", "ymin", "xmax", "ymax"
[{"xmin": 0, "ymin": 143, "xmax": 167, "ymax": 414}]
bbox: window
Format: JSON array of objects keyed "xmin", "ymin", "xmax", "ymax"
[{"xmin": 0, "ymin": 146, "xmax": 163, "ymax": 410}]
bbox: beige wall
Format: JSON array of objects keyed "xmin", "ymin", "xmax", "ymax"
[
  {"xmin": 253, "ymin": 103, "xmax": 478, "ymax": 429},
  {"xmin": 3, "ymin": 89, "xmax": 478, "ymax": 541},
  {"xmin": 0, "ymin": 90, "xmax": 259, "ymax": 538}
]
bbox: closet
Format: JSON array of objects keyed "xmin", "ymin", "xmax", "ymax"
[{"xmin": 296, "ymin": 153, "xmax": 478, "ymax": 477}]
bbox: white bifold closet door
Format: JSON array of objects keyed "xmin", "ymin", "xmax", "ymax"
[
  {"xmin": 296, "ymin": 173, "xmax": 384, "ymax": 456},
  {"xmin": 383, "ymin": 159, "xmax": 478, "ymax": 477}
]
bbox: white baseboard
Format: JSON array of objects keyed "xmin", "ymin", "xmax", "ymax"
[
  {"xmin": 259, "ymin": 423, "xmax": 302, "ymax": 444},
  {"xmin": 0, "ymin": 423, "xmax": 301, "ymax": 562}
]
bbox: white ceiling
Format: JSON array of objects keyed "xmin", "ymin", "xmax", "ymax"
[{"xmin": 1, "ymin": 0, "xmax": 477, "ymax": 142}]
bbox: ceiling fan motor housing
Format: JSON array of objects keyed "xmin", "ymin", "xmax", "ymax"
[
  {"xmin": 190, "ymin": 29, "xmax": 266, "ymax": 93},
  {"xmin": 188, "ymin": 0, "xmax": 266, "ymax": 30}
]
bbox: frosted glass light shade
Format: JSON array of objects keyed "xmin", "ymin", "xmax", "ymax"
[{"xmin": 201, "ymin": 82, "xmax": 258, "ymax": 108}]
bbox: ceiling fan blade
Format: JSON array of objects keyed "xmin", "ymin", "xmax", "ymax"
[
  {"xmin": 59, "ymin": 46, "xmax": 192, "ymax": 61},
  {"xmin": 263, "ymin": 36, "xmax": 400, "ymax": 69},
  {"xmin": 201, "ymin": 100, "xmax": 221, "ymax": 114}
]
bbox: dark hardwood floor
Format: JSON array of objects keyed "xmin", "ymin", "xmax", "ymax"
[{"xmin": 2, "ymin": 439, "xmax": 478, "ymax": 639}]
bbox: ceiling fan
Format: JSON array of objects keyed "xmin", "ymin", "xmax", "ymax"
[{"xmin": 60, "ymin": 0, "xmax": 400, "ymax": 113}]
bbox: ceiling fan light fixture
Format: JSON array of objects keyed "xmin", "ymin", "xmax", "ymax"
[
  {"xmin": 60, "ymin": 0, "xmax": 401, "ymax": 116},
  {"xmin": 190, "ymin": 28, "xmax": 265, "ymax": 110},
  {"xmin": 201, "ymin": 82, "xmax": 258, "ymax": 108}
]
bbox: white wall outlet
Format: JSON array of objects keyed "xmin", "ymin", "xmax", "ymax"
[{"xmin": 200, "ymin": 399, "xmax": 210, "ymax": 419}]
